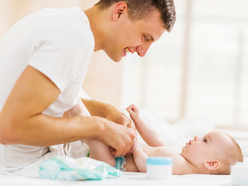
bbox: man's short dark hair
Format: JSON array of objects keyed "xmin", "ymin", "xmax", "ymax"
[{"xmin": 95, "ymin": 0, "xmax": 176, "ymax": 32}]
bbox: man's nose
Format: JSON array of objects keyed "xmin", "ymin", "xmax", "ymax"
[{"xmin": 136, "ymin": 43, "xmax": 152, "ymax": 57}]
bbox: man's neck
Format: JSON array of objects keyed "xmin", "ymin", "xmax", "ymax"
[{"xmin": 84, "ymin": 6, "xmax": 107, "ymax": 52}]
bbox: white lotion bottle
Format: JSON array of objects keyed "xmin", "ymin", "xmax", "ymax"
[{"xmin": 146, "ymin": 157, "xmax": 173, "ymax": 179}]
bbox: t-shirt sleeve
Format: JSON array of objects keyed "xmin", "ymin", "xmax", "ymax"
[{"xmin": 28, "ymin": 24, "xmax": 93, "ymax": 92}]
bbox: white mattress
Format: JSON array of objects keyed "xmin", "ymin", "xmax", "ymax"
[
  {"xmin": 0, "ymin": 172, "xmax": 234, "ymax": 186},
  {"xmin": 0, "ymin": 90, "xmax": 247, "ymax": 185}
]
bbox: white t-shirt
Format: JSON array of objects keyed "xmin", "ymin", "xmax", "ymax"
[{"xmin": 0, "ymin": 8, "xmax": 94, "ymax": 172}]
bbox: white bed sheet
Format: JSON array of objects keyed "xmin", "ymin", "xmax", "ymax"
[
  {"xmin": 0, "ymin": 89, "xmax": 247, "ymax": 185},
  {"xmin": 0, "ymin": 172, "xmax": 235, "ymax": 186}
]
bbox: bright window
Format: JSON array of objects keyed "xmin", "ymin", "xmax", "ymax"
[{"xmin": 122, "ymin": 0, "xmax": 248, "ymax": 128}]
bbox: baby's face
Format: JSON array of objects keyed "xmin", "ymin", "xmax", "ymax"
[{"xmin": 181, "ymin": 131, "xmax": 233, "ymax": 167}]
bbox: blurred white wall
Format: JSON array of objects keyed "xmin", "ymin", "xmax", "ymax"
[
  {"xmin": 1, "ymin": 0, "xmax": 247, "ymax": 128},
  {"xmin": 122, "ymin": 0, "xmax": 248, "ymax": 128}
]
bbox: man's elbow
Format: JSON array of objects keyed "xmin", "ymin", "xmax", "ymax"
[{"xmin": 0, "ymin": 121, "xmax": 18, "ymax": 145}]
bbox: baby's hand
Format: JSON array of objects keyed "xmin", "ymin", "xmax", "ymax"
[
  {"xmin": 131, "ymin": 139, "xmax": 143, "ymax": 153},
  {"xmin": 126, "ymin": 104, "xmax": 140, "ymax": 122}
]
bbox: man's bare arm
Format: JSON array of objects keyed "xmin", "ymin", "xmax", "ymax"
[
  {"xmin": 0, "ymin": 66, "xmax": 135, "ymax": 156},
  {"xmin": 82, "ymin": 98, "xmax": 135, "ymax": 131}
]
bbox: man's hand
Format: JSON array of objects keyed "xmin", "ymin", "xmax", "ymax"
[
  {"xmin": 105, "ymin": 108, "xmax": 136, "ymax": 132},
  {"xmin": 81, "ymin": 98, "xmax": 135, "ymax": 131},
  {"xmin": 95, "ymin": 117, "xmax": 136, "ymax": 157},
  {"xmin": 69, "ymin": 98, "xmax": 136, "ymax": 157}
]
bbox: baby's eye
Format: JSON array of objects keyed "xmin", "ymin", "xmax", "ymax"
[{"xmin": 203, "ymin": 138, "xmax": 207, "ymax": 143}]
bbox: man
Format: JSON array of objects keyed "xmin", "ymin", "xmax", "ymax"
[{"xmin": 0, "ymin": 0, "xmax": 176, "ymax": 177}]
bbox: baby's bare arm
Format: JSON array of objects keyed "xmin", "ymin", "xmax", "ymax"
[
  {"xmin": 126, "ymin": 104, "xmax": 165, "ymax": 147},
  {"xmin": 131, "ymin": 139, "xmax": 148, "ymax": 172}
]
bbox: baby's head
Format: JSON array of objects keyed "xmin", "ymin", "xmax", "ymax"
[{"xmin": 181, "ymin": 131, "xmax": 243, "ymax": 175}]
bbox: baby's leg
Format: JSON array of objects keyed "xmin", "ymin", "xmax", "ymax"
[
  {"xmin": 69, "ymin": 98, "xmax": 116, "ymax": 167},
  {"xmin": 83, "ymin": 138, "xmax": 116, "ymax": 167},
  {"xmin": 124, "ymin": 153, "xmax": 139, "ymax": 172}
]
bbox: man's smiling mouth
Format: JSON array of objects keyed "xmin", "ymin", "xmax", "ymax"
[{"xmin": 124, "ymin": 47, "xmax": 130, "ymax": 53}]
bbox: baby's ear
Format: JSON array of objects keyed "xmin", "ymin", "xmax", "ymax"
[{"xmin": 203, "ymin": 160, "xmax": 220, "ymax": 171}]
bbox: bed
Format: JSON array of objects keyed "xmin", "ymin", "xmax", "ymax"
[
  {"xmin": 0, "ymin": 116, "xmax": 247, "ymax": 186},
  {"xmin": 0, "ymin": 172, "xmax": 236, "ymax": 186},
  {"xmin": 0, "ymin": 91, "xmax": 247, "ymax": 185}
]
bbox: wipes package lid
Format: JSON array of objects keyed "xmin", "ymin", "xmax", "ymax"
[
  {"xmin": 231, "ymin": 162, "xmax": 248, "ymax": 186},
  {"xmin": 39, "ymin": 156, "xmax": 122, "ymax": 180}
]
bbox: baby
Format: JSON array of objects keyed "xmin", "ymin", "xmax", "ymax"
[
  {"xmin": 70, "ymin": 100, "xmax": 243, "ymax": 175},
  {"xmin": 127, "ymin": 104, "xmax": 243, "ymax": 175}
]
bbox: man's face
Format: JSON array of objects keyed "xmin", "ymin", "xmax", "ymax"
[
  {"xmin": 181, "ymin": 131, "xmax": 233, "ymax": 167},
  {"xmin": 104, "ymin": 8, "xmax": 166, "ymax": 62}
]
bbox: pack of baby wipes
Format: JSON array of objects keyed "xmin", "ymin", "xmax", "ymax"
[{"xmin": 39, "ymin": 156, "xmax": 122, "ymax": 180}]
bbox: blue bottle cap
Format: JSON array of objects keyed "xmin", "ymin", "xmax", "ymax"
[{"xmin": 146, "ymin": 157, "xmax": 172, "ymax": 165}]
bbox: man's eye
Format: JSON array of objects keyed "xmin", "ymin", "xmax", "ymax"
[{"xmin": 144, "ymin": 35, "xmax": 150, "ymax": 42}]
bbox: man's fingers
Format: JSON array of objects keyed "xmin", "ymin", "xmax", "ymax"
[
  {"xmin": 126, "ymin": 119, "xmax": 135, "ymax": 131},
  {"xmin": 110, "ymin": 147, "xmax": 117, "ymax": 156},
  {"xmin": 121, "ymin": 129, "xmax": 136, "ymax": 156},
  {"xmin": 115, "ymin": 134, "xmax": 135, "ymax": 157},
  {"xmin": 114, "ymin": 143, "xmax": 125, "ymax": 157}
]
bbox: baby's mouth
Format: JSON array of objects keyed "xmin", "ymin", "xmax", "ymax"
[{"xmin": 189, "ymin": 140, "xmax": 191, "ymax": 145}]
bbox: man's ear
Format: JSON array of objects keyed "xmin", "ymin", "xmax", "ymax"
[
  {"xmin": 112, "ymin": 2, "xmax": 128, "ymax": 21},
  {"xmin": 203, "ymin": 160, "xmax": 220, "ymax": 170}
]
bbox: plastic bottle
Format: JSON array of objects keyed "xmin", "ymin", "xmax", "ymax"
[{"xmin": 146, "ymin": 157, "xmax": 172, "ymax": 179}]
